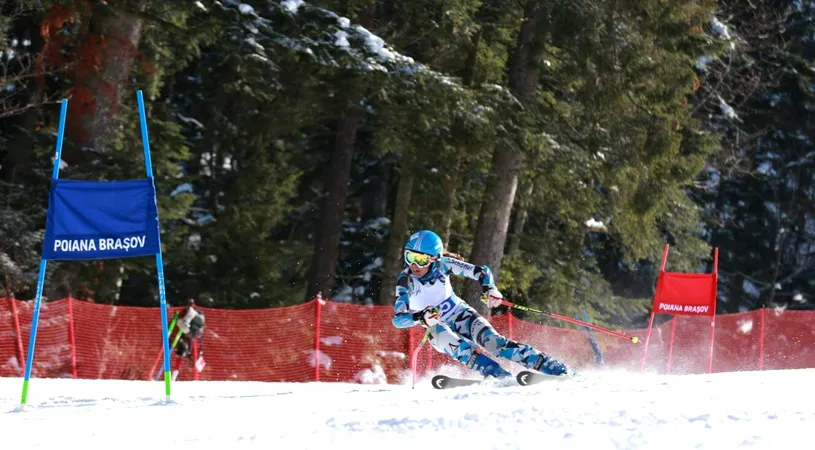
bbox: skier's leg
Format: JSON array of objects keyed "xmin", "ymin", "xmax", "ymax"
[
  {"xmin": 171, "ymin": 352, "xmax": 184, "ymax": 381},
  {"xmin": 448, "ymin": 304, "xmax": 572, "ymax": 376},
  {"xmin": 176, "ymin": 337, "xmax": 189, "ymax": 358},
  {"xmin": 426, "ymin": 322, "xmax": 511, "ymax": 379}
]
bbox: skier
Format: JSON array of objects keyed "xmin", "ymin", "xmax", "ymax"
[
  {"xmin": 172, "ymin": 298, "xmax": 206, "ymax": 380},
  {"xmin": 391, "ymin": 229, "xmax": 574, "ymax": 380}
]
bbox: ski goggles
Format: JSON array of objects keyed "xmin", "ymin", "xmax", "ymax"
[{"xmin": 404, "ymin": 250, "xmax": 434, "ymax": 267}]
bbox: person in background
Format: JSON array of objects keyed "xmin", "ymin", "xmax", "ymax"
[{"xmin": 172, "ymin": 298, "xmax": 206, "ymax": 380}]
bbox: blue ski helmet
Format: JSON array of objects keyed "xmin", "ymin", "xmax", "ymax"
[{"xmin": 404, "ymin": 230, "xmax": 444, "ymax": 257}]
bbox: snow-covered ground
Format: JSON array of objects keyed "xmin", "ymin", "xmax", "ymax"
[{"xmin": 2, "ymin": 367, "xmax": 814, "ymax": 449}]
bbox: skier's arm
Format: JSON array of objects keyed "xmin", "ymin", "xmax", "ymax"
[
  {"xmin": 440, "ymin": 256, "xmax": 496, "ymax": 289},
  {"xmin": 392, "ymin": 271, "xmax": 418, "ymax": 328}
]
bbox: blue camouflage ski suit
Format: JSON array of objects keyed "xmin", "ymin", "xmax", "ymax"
[{"xmin": 391, "ymin": 256, "xmax": 570, "ymax": 378}]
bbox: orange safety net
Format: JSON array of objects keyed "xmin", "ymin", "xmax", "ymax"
[
  {"xmin": 0, "ymin": 297, "xmax": 75, "ymax": 378},
  {"xmin": 1, "ymin": 297, "xmax": 813, "ymax": 383}
]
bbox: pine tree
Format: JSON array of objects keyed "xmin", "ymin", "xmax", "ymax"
[
  {"xmin": 493, "ymin": 0, "xmax": 728, "ymax": 326},
  {"xmin": 690, "ymin": 1, "xmax": 815, "ymax": 312}
]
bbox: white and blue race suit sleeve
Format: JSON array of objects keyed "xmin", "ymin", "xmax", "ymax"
[
  {"xmin": 439, "ymin": 256, "xmax": 495, "ymax": 287},
  {"xmin": 391, "ymin": 256, "xmax": 496, "ymax": 328}
]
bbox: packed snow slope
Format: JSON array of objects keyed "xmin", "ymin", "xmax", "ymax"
[{"xmin": 2, "ymin": 367, "xmax": 814, "ymax": 449}]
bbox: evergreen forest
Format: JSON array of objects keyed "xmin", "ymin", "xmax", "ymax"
[{"xmin": 1, "ymin": 0, "xmax": 814, "ymax": 329}]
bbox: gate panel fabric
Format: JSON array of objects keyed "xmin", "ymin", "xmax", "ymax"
[
  {"xmin": 653, "ymin": 273, "xmax": 717, "ymax": 316},
  {"xmin": 42, "ymin": 179, "xmax": 161, "ymax": 261}
]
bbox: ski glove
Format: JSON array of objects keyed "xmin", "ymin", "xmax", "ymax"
[
  {"xmin": 482, "ymin": 286, "xmax": 503, "ymax": 308},
  {"xmin": 413, "ymin": 306, "xmax": 441, "ymax": 328}
]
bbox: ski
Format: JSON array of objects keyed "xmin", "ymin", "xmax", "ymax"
[
  {"xmin": 515, "ymin": 370, "xmax": 571, "ymax": 386},
  {"xmin": 431, "ymin": 374, "xmax": 484, "ymax": 389},
  {"xmin": 431, "ymin": 370, "xmax": 574, "ymax": 389}
]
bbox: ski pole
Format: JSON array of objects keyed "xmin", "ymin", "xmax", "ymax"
[{"xmin": 499, "ymin": 299, "xmax": 639, "ymax": 343}]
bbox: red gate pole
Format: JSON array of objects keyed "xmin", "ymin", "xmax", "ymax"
[
  {"xmin": 67, "ymin": 297, "xmax": 78, "ymax": 378},
  {"xmin": 314, "ymin": 293, "xmax": 322, "ymax": 382},
  {"xmin": 707, "ymin": 248, "xmax": 719, "ymax": 374},
  {"xmin": 410, "ymin": 330, "xmax": 429, "ymax": 389},
  {"xmin": 666, "ymin": 317, "xmax": 677, "ymax": 374},
  {"xmin": 639, "ymin": 312, "xmax": 656, "ymax": 372},
  {"xmin": 759, "ymin": 308, "xmax": 765, "ymax": 370},
  {"xmin": 408, "ymin": 328, "xmax": 415, "ymax": 373},
  {"xmin": 707, "ymin": 317, "xmax": 716, "ymax": 373},
  {"xmin": 640, "ymin": 244, "xmax": 670, "ymax": 373},
  {"xmin": 9, "ymin": 297, "xmax": 25, "ymax": 375}
]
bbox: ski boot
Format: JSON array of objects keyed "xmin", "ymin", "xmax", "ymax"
[
  {"xmin": 468, "ymin": 351, "xmax": 512, "ymax": 379},
  {"xmin": 532, "ymin": 353, "xmax": 575, "ymax": 377}
]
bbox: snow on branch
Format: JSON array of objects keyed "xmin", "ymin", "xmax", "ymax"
[{"xmin": 212, "ymin": 0, "xmax": 520, "ymax": 118}]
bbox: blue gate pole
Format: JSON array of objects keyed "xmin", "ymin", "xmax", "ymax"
[
  {"xmin": 137, "ymin": 90, "xmax": 172, "ymax": 401},
  {"xmin": 20, "ymin": 99, "xmax": 69, "ymax": 407}
]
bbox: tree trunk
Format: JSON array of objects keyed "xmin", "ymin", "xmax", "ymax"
[
  {"xmin": 465, "ymin": 148, "xmax": 522, "ymax": 303},
  {"xmin": 67, "ymin": 4, "xmax": 144, "ymax": 151},
  {"xmin": 440, "ymin": 28, "xmax": 481, "ymax": 246},
  {"xmin": 439, "ymin": 154, "xmax": 462, "ymax": 244},
  {"xmin": 507, "ymin": 181, "xmax": 534, "ymax": 254},
  {"xmin": 361, "ymin": 159, "xmax": 389, "ymax": 221},
  {"xmin": 377, "ymin": 153, "xmax": 416, "ymax": 305},
  {"xmin": 463, "ymin": 0, "xmax": 546, "ymax": 307},
  {"xmin": 306, "ymin": 108, "xmax": 362, "ymax": 300}
]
